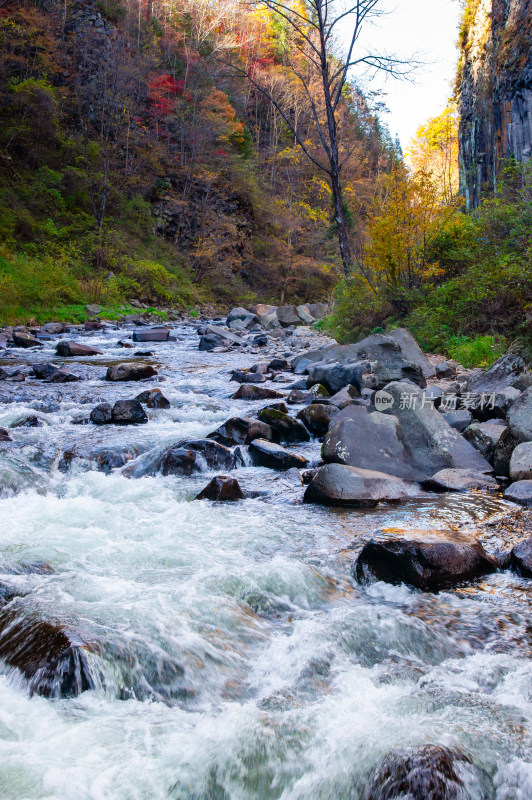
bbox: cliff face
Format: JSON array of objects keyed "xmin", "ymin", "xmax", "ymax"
[{"xmin": 458, "ymin": 0, "xmax": 532, "ymax": 207}]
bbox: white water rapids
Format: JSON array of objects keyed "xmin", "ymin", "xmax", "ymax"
[{"xmin": 0, "ymin": 324, "xmax": 531, "ymax": 799}]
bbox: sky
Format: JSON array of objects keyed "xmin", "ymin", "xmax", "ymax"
[{"xmin": 340, "ymin": 0, "xmax": 461, "ymax": 149}]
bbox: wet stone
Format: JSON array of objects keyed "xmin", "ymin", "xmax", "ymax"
[
  {"xmin": 355, "ymin": 528, "xmax": 498, "ymax": 591},
  {"xmin": 136, "ymin": 389, "xmax": 170, "ymax": 408},
  {"xmin": 106, "ymin": 363, "xmax": 157, "ymax": 381},
  {"xmin": 366, "ymin": 745, "xmax": 473, "ymax": 800},
  {"xmin": 195, "ymin": 476, "xmax": 244, "ymax": 501},
  {"xmin": 0, "ymin": 607, "xmax": 96, "ymax": 698},
  {"xmin": 90, "ymin": 403, "xmax": 113, "ymax": 425},
  {"xmin": 111, "ymin": 399, "xmax": 148, "ymax": 425},
  {"xmin": 56, "ymin": 341, "xmax": 102, "ymax": 357}
]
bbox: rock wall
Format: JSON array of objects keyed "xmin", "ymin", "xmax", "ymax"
[{"xmin": 458, "ymin": 0, "xmax": 532, "ymax": 207}]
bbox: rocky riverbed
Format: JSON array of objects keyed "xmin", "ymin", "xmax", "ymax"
[{"xmin": 0, "ymin": 310, "xmax": 531, "ymax": 799}]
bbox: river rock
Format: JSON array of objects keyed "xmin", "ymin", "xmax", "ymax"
[
  {"xmin": 295, "ymin": 305, "xmax": 314, "ymax": 324},
  {"xmin": 258, "ymin": 408, "xmax": 310, "ymax": 443},
  {"xmin": 463, "ymin": 421, "xmax": 506, "ymax": 461},
  {"xmin": 0, "ymin": 427, "xmax": 12, "ymax": 441},
  {"xmin": 467, "ymin": 351, "xmax": 531, "ymax": 394},
  {"xmin": 473, "ymin": 385, "xmax": 522, "ymax": 421},
  {"xmin": 268, "ymin": 358, "xmax": 289, "ymax": 372},
  {"xmin": 306, "ymin": 362, "xmax": 365, "ymax": 394},
  {"xmin": 510, "ymin": 538, "xmax": 532, "ymax": 577},
  {"xmin": 13, "ymin": 332, "xmax": 42, "ymax": 348},
  {"xmin": 504, "ymin": 480, "xmax": 532, "ymax": 507},
  {"xmin": 85, "ymin": 304, "xmax": 102, "ymax": 315},
  {"xmin": 232, "ymin": 385, "xmax": 284, "ymax": 400},
  {"xmin": 328, "ymin": 385, "xmax": 360, "ymax": 409},
  {"xmin": 56, "ymin": 341, "xmax": 102, "ymax": 357},
  {"xmin": 0, "ymin": 607, "xmax": 95, "ymax": 697},
  {"xmin": 136, "ymin": 388, "xmax": 170, "ymax": 408},
  {"xmin": 506, "ymin": 387, "xmax": 532, "ymax": 442},
  {"xmin": 40, "ymin": 322, "xmax": 65, "ymax": 335},
  {"xmin": 132, "ymin": 327, "xmax": 170, "ymax": 342},
  {"xmin": 195, "ymin": 476, "xmax": 244, "ymax": 501},
  {"xmin": 90, "ymin": 402, "xmax": 113, "ymax": 425},
  {"xmin": 355, "ymin": 528, "xmax": 497, "ymax": 590},
  {"xmin": 422, "ymin": 468, "xmax": 499, "ymax": 492},
  {"xmin": 493, "ymin": 427, "xmax": 521, "ymax": 476},
  {"xmin": 510, "ymin": 442, "xmax": 532, "ymax": 481},
  {"xmin": 292, "ymin": 331, "xmax": 430, "ymax": 390},
  {"xmin": 296, "ymin": 403, "xmax": 337, "ymax": 436},
  {"xmin": 226, "ymin": 308, "xmax": 258, "ymax": 329},
  {"xmin": 322, "ymin": 406, "xmax": 415, "ymax": 479},
  {"xmin": 111, "ymin": 400, "xmax": 148, "ymax": 425},
  {"xmin": 276, "ymin": 305, "xmax": 300, "ymax": 327},
  {"xmin": 387, "ymin": 328, "xmax": 435, "ymax": 379},
  {"xmin": 435, "ymin": 361, "xmax": 456, "ymax": 378},
  {"xmin": 380, "ymin": 382, "xmax": 492, "ymax": 479},
  {"xmin": 441, "ymin": 409, "xmax": 472, "ymax": 432},
  {"xmin": 366, "ymin": 745, "xmax": 472, "ymax": 800},
  {"xmin": 231, "ymin": 370, "xmax": 266, "ymax": 384},
  {"xmin": 208, "ymin": 417, "xmax": 276, "ymax": 446},
  {"xmin": 106, "ymin": 363, "xmax": 157, "ymax": 381},
  {"xmin": 156, "ymin": 439, "xmax": 236, "ymax": 476},
  {"xmin": 304, "ymin": 463, "xmax": 421, "ymax": 507},
  {"xmin": 32, "ymin": 363, "xmax": 80, "ymax": 383},
  {"xmin": 249, "ymin": 439, "xmax": 308, "ymax": 470},
  {"xmin": 11, "ymin": 415, "xmax": 44, "ymax": 429}
]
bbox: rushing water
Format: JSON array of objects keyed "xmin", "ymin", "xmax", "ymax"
[{"xmin": 0, "ymin": 324, "xmax": 531, "ymax": 799}]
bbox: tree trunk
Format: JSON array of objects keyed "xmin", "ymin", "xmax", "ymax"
[{"xmin": 330, "ymin": 168, "xmax": 352, "ymax": 276}]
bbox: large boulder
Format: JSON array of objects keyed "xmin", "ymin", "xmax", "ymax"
[
  {"xmin": 41, "ymin": 322, "xmax": 66, "ymax": 335},
  {"xmin": 322, "ymin": 406, "xmax": 414, "ymax": 479},
  {"xmin": 422, "ymin": 468, "xmax": 499, "ymax": 492},
  {"xmin": 379, "ymin": 382, "xmax": 492, "ymax": 480},
  {"xmin": 463, "ymin": 421, "xmax": 506, "ymax": 462},
  {"xmin": 232, "ymin": 385, "xmax": 284, "ymax": 401},
  {"xmin": 292, "ymin": 332, "xmax": 428, "ymax": 390},
  {"xmin": 296, "ymin": 305, "xmax": 315, "ymax": 324},
  {"xmin": 12, "ymin": 332, "xmax": 43, "ymax": 348},
  {"xmin": 276, "ymin": 305, "xmax": 300, "ymax": 327},
  {"xmin": 257, "ymin": 408, "xmax": 310, "ymax": 443},
  {"xmin": 106, "ymin": 363, "xmax": 157, "ymax": 381},
  {"xmin": 296, "ymin": 403, "xmax": 338, "ymax": 436},
  {"xmin": 504, "ymin": 480, "xmax": 532, "ymax": 507},
  {"xmin": 226, "ymin": 308, "xmax": 258, "ymax": 330},
  {"xmin": 510, "ymin": 442, "xmax": 532, "ymax": 481},
  {"xmin": 304, "ymin": 463, "xmax": 421, "ymax": 507},
  {"xmin": 510, "ymin": 538, "xmax": 532, "ymax": 577},
  {"xmin": 307, "ymin": 302, "xmax": 328, "ymax": 319},
  {"xmin": 354, "ymin": 528, "xmax": 497, "ymax": 590},
  {"xmin": 441, "ymin": 409, "xmax": 472, "ymax": 432},
  {"xmin": 156, "ymin": 439, "xmax": 236, "ymax": 476},
  {"xmin": 0, "ymin": 607, "xmax": 95, "ymax": 698},
  {"xmin": 366, "ymin": 745, "xmax": 473, "ymax": 800},
  {"xmin": 493, "ymin": 427, "xmax": 522, "ymax": 476},
  {"xmin": 387, "ymin": 328, "xmax": 436, "ymax": 379},
  {"xmin": 55, "ymin": 341, "xmax": 102, "ymax": 357},
  {"xmin": 506, "ymin": 386, "xmax": 532, "ymax": 442},
  {"xmin": 195, "ymin": 476, "xmax": 244, "ymax": 501},
  {"xmin": 32, "ymin": 363, "xmax": 80, "ymax": 383},
  {"xmin": 467, "ymin": 351, "xmax": 531, "ymax": 394},
  {"xmin": 249, "ymin": 439, "xmax": 308, "ymax": 470},
  {"xmin": 132, "ymin": 327, "xmax": 170, "ymax": 342},
  {"xmin": 306, "ymin": 362, "xmax": 365, "ymax": 394},
  {"xmin": 111, "ymin": 399, "xmax": 148, "ymax": 425},
  {"xmin": 208, "ymin": 417, "xmax": 276, "ymax": 446}
]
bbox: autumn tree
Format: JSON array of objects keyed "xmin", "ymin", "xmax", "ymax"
[
  {"xmin": 406, "ymin": 103, "xmax": 459, "ymax": 203},
  {"xmin": 229, "ymin": 0, "xmax": 413, "ymax": 275}
]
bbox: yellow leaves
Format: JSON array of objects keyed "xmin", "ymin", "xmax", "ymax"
[{"xmin": 405, "ymin": 104, "xmax": 460, "ymax": 204}]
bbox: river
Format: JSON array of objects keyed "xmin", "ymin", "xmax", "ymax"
[{"xmin": 0, "ymin": 322, "xmax": 531, "ymax": 799}]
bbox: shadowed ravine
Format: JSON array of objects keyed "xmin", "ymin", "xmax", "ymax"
[{"xmin": 0, "ymin": 322, "xmax": 531, "ymax": 800}]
